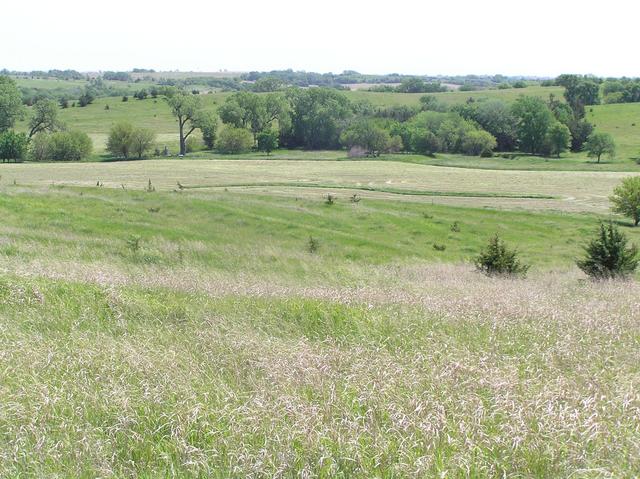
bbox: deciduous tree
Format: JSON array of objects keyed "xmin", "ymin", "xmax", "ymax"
[
  {"xmin": 0, "ymin": 76, "xmax": 23, "ymax": 132},
  {"xmin": 166, "ymin": 91, "xmax": 203, "ymax": 156},
  {"xmin": 610, "ymin": 176, "xmax": 640, "ymax": 226},
  {"xmin": 585, "ymin": 132, "xmax": 615, "ymax": 163},
  {"xmin": 511, "ymin": 96, "xmax": 554, "ymax": 155},
  {"xmin": 28, "ymin": 99, "xmax": 61, "ymax": 138}
]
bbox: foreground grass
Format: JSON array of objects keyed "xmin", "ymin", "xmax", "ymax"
[{"xmin": 1, "ymin": 269, "xmax": 638, "ymax": 477}]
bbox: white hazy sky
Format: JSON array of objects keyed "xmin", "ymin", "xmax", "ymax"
[{"xmin": 3, "ymin": 0, "xmax": 638, "ymax": 77}]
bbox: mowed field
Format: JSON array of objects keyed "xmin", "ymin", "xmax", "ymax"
[{"xmin": 0, "ymin": 159, "xmax": 635, "ymax": 213}]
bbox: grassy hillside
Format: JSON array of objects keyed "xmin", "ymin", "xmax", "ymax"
[
  {"xmin": 345, "ymin": 85, "xmax": 564, "ymax": 107},
  {"xmin": 587, "ymin": 102, "xmax": 640, "ymax": 159},
  {"xmin": 1, "ymin": 185, "xmax": 636, "ymax": 272},
  {"xmin": 1, "ymin": 182, "xmax": 639, "ymax": 476}
]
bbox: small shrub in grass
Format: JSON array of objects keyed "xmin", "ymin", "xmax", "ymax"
[
  {"xmin": 475, "ymin": 234, "xmax": 529, "ymax": 277},
  {"xmin": 216, "ymin": 127, "xmax": 253, "ymax": 154},
  {"xmin": 433, "ymin": 243, "xmax": 446, "ymax": 251},
  {"xmin": 145, "ymin": 179, "xmax": 155, "ymax": 192},
  {"xmin": 307, "ymin": 236, "xmax": 319, "ymax": 253},
  {"xmin": 185, "ymin": 136, "xmax": 202, "ymax": 153},
  {"xmin": 577, "ymin": 222, "xmax": 638, "ymax": 280},
  {"xmin": 325, "ymin": 194, "xmax": 335, "ymax": 205},
  {"xmin": 450, "ymin": 221, "xmax": 461, "ymax": 232},
  {"xmin": 126, "ymin": 235, "xmax": 141, "ymax": 254}
]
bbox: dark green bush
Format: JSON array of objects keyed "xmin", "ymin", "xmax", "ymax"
[
  {"xmin": 216, "ymin": 127, "xmax": 253, "ymax": 154},
  {"xmin": 577, "ymin": 222, "xmax": 638, "ymax": 279},
  {"xmin": 475, "ymin": 235, "xmax": 529, "ymax": 277}
]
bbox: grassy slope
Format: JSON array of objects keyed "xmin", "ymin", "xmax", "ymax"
[
  {"xmin": 345, "ymin": 85, "xmax": 564, "ymax": 107},
  {"xmin": 587, "ymin": 102, "xmax": 640, "ymax": 159},
  {"xmin": 1, "ymin": 186, "xmax": 638, "ymax": 276},
  {"xmin": 1, "ymin": 186, "xmax": 639, "ymax": 476}
]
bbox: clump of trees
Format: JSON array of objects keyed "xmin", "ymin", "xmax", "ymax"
[
  {"xmin": 218, "ymin": 91, "xmax": 288, "ymax": 144},
  {"xmin": 0, "ymin": 130, "xmax": 28, "ymax": 162},
  {"xmin": 340, "ymin": 120, "xmax": 397, "ymax": 157},
  {"xmin": 77, "ymin": 88, "xmax": 95, "ymax": 107},
  {"xmin": 197, "ymin": 111, "xmax": 218, "ymax": 150},
  {"xmin": 282, "ymin": 88, "xmax": 350, "ymax": 149},
  {"xmin": 29, "ymin": 131, "xmax": 92, "ymax": 161},
  {"xmin": 394, "ymin": 78, "xmax": 448, "ymax": 94},
  {"xmin": 106, "ymin": 121, "xmax": 156, "ymax": 159},
  {"xmin": 401, "ymin": 111, "xmax": 497, "ymax": 156},
  {"xmin": 602, "ymin": 78, "xmax": 640, "ymax": 104},
  {"xmin": 133, "ymin": 89, "xmax": 148, "ymax": 100}
]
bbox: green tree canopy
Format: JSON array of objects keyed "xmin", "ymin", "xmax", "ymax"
[
  {"xmin": 544, "ymin": 122, "xmax": 572, "ymax": 157},
  {"xmin": 216, "ymin": 127, "xmax": 254, "ymax": 154},
  {"xmin": 340, "ymin": 119, "xmax": 391, "ymax": 157},
  {"xmin": 283, "ymin": 88, "xmax": 351, "ymax": 149},
  {"xmin": 0, "ymin": 76, "xmax": 24, "ymax": 132},
  {"xmin": 585, "ymin": 132, "xmax": 615, "ymax": 163},
  {"xmin": 256, "ymin": 129, "xmax": 279, "ymax": 155},
  {"xmin": 511, "ymin": 96, "xmax": 554, "ymax": 155},
  {"xmin": 556, "ymin": 74, "xmax": 600, "ymax": 118},
  {"xmin": 219, "ymin": 92, "xmax": 287, "ymax": 142},
  {"xmin": 0, "ymin": 130, "xmax": 28, "ymax": 162},
  {"xmin": 610, "ymin": 176, "xmax": 640, "ymax": 226},
  {"xmin": 29, "ymin": 98, "xmax": 61, "ymax": 138},
  {"xmin": 166, "ymin": 91, "xmax": 203, "ymax": 156},
  {"xmin": 194, "ymin": 111, "xmax": 218, "ymax": 150}
]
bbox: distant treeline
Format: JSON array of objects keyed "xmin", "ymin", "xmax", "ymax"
[
  {"xmin": 240, "ymin": 70, "xmax": 539, "ymax": 90},
  {"xmin": 546, "ymin": 74, "xmax": 640, "ymax": 105},
  {"xmin": 1, "ymin": 69, "xmax": 85, "ymax": 80}
]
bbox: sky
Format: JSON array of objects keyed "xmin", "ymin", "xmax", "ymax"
[{"xmin": 3, "ymin": 0, "xmax": 639, "ymax": 77}]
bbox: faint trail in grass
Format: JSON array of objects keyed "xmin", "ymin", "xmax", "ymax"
[{"xmin": 181, "ymin": 182, "xmax": 559, "ymax": 200}]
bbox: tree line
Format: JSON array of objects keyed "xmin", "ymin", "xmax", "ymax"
[
  {"xmin": 0, "ymin": 73, "xmax": 621, "ymax": 163},
  {"xmin": 163, "ymin": 81, "xmax": 614, "ymax": 161}
]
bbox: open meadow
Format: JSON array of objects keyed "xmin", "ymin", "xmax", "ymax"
[{"xmin": 1, "ymin": 155, "xmax": 640, "ymax": 476}]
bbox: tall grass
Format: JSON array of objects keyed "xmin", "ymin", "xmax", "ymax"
[{"xmin": 0, "ymin": 268, "xmax": 638, "ymax": 477}]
